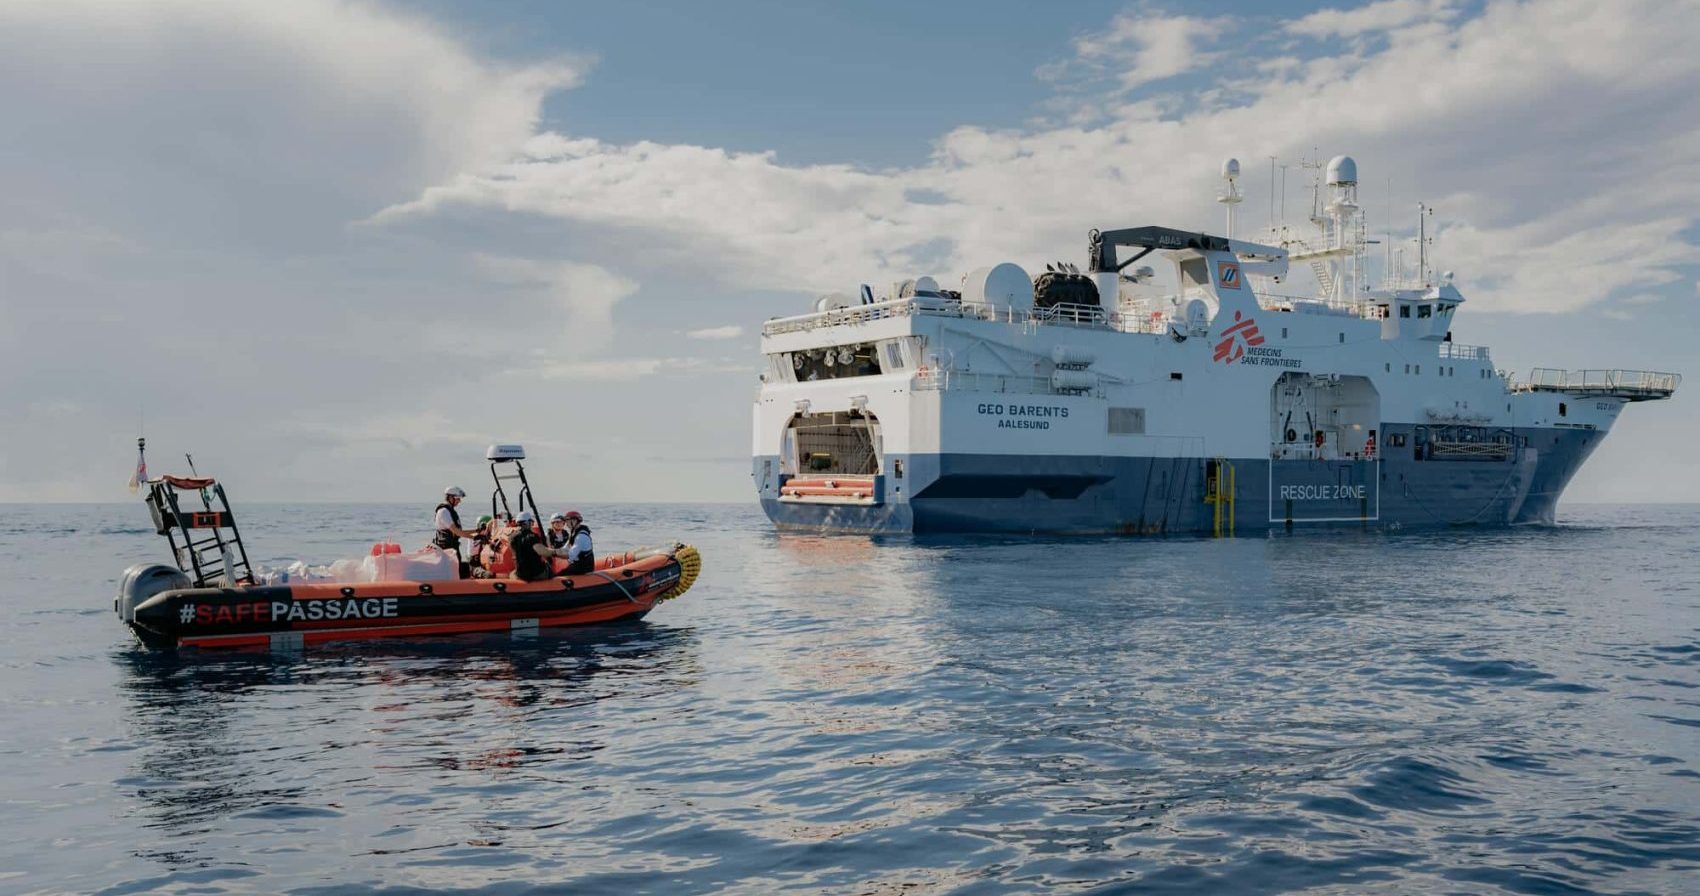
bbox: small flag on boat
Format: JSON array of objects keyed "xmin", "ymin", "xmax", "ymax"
[{"xmin": 127, "ymin": 439, "xmax": 148, "ymax": 494}]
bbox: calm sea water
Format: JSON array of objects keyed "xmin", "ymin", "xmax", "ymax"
[{"xmin": 2, "ymin": 502, "xmax": 1698, "ymax": 894}]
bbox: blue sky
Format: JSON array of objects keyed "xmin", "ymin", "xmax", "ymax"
[{"xmin": 1, "ymin": 0, "xmax": 1695, "ymax": 503}]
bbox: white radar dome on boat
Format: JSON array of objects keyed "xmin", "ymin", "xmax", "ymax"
[
  {"xmin": 1222, "ymin": 158, "xmax": 1240, "ymax": 180},
  {"xmin": 815, "ymin": 293, "xmax": 852, "ymax": 312},
  {"xmin": 486, "ymin": 443, "xmax": 526, "ymax": 461},
  {"xmin": 912, "ymin": 275, "xmax": 941, "ymax": 296},
  {"xmin": 1326, "ymin": 155, "xmax": 1358, "ymax": 186},
  {"xmin": 960, "ymin": 263, "xmax": 1033, "ymax": 313}
]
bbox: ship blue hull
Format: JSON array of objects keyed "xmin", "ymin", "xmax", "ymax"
[{"xmin": 755, "ymin": 426, "xmax": 1602, "ymax": 535}]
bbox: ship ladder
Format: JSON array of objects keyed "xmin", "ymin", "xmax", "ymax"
[
  {"xmin": 1204, "ymin": 457, "xmax": 1236, "ymax": 538},
  {"xmin": 1309, "ymin": 259, "xmax": 1334, "ymax": 298}
]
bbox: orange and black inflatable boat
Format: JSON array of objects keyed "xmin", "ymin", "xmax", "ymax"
[
  {"xmin": 119, "ymin": 543, "xmax": 700, "ymax": 650},
  {"xmin": 115, "ymin": 442, "xmax": 701, "ymax": 650}
]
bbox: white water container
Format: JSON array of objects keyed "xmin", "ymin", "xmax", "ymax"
[
  {"xmin": 1051, "ymin": 370, "xmax": 1097, "ymax": 392},
  {"xmin": 961, "ymin": 263, "xmax": 1032, "ymax": 314},
  {"xmin": 1051, "ymin": 345, "xmax": 1096, "ymax": 368}
]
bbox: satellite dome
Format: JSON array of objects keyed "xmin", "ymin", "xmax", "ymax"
[
  {"xmin": 1221, "ymin": 158, "xmax": 1240, "ymax": 180},
  {"xmin": 1326, "ymin": 155, "xmax": 1358, "ymax": 186}
]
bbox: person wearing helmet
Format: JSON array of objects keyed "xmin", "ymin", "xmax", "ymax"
[
  {"xmin": 546, "ymin": 512, "xmax": 570, "ymax": 550},
  {"xmin": 467, "ymin": 513, "xmax": 496, "ymax": 575},
  {"xmin": 552, "ymin": 510, "xmax": 595, "ymax": 575},
  {"xmin": 506, "ymin": 510, "xmax": 555, "ymax": 582},
  {"xmin": 432, "ymin": 486, "xmax": 482, "ymax": 576}
]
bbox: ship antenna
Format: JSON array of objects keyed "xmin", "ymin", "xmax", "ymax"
[
  {"xmin": 1385, "ymin": 175, "xmax": 1393, "ymax": 288},
  {"xmin": 1218, "ymin": 158, "xmax": 1242, "ymax": 239},
  {"xmin": 1267, "ymin": 156, "xmax": 1277, "ymax": 231},
  {"xmin": 1418, "ymin": 202, "xmax": 1430, "ymax": 286}
]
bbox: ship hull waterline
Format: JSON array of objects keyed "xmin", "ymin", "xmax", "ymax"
[{"xmin": 755, "ymin": 425, "xmax": 1599, "ymax": 535}]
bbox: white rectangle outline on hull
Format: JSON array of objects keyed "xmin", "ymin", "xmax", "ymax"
[{"xmin": 1265, "ymin": 460, "xmax": 1381, "ymax": 524}]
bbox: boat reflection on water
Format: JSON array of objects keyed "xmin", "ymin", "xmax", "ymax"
[{"xmin": 111, "ymin": 623, "xmax": 702, "ymax": 846}]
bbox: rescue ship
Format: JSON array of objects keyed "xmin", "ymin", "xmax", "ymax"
[
  {"xmin": 753, "ymin": 156, "xmax": 1680, "ymax": 534},
  {"xmin": 117, "ymin": 444, "xmax": 700, "ymax": 649}
]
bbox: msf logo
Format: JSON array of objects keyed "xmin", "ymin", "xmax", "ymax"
[{"xmin": 1213, "ymin": 311, "xmax": 1264, "ymax": 364}]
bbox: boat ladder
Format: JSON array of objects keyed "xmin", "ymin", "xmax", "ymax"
[{"xmin": 1204, "ymin": 457, "xmax": 1236, "ymax": 538}]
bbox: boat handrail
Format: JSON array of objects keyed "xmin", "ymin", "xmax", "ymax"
[
  {"xmin": 1439, "ymin": 342, "xmax": 1490, "ymax": 361},
  {"xmin": 764, "ymin": 296, "xmax": 1155, "ymax": 337},
  {"xmin": 1510, "ymin": 368, "xmax": 1681, "ymax": 398},
  {"xmin": 761, "ymin": 289, "xmax": 1390, "ymax": 338},
  {"xmin": 1256, "ymin": 292, "xmax": 1387, "ymax": 320},
  {"xmin": 913, "ymin": 369, "xmax": 1098, "ymax": 398}
]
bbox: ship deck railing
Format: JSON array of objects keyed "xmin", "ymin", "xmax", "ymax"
[
  {"xmin": 913, "ymin": 369, "xmax": 1101, "ymax": 398},
  {"xmin": 1427, "ymin": 440, "xmax": 1516, "ymax": 460},
  {"xmin": 762, "ymin": 290, "xmax": 1389, "ymax": 339},
  {"xmin": 1510, "ymin": 368, "xmax": 1681, "ymax": 401},
  {"xmin": 763, "ymin": 297, "xmax": 1170, "ymax": 338},
  {"xmin": 1439, "ymin": 342, "xmax": 1491, "ymax": 361},
  {"xmin": 1255, "ymin": 292, "xmax": 1388, "ymax": 320}
]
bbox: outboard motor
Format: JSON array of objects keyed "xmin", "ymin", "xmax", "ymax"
[{"xmin": 116, "ymin": 563, "xmax": 190, "ymax": 645}]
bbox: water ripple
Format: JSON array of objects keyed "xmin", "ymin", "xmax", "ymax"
[{"xmin": 0, "ymin": 502, "xmax": 1698, "ymax": 892}]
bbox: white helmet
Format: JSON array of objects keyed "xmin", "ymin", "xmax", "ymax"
[
  {"xmin": 444, "ymin": 486, "xmax": 466, "ymax": 497},
  {"xmin": 515, "ymin": 510, "xmax": 535, "ymax": 524}
]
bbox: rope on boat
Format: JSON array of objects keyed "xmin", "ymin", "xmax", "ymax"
[{"xmin": 589, "ymin": 570, "xmax": 641, "ymax": 604}]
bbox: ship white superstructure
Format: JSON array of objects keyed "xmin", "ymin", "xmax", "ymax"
[{"xmin": 752, "ymin": 158, "xmax": 1679, "ymax": 534}]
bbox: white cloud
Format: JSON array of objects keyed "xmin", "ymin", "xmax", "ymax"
[
  {"xmin": 1070, "ymin": 11, "xmax": 1228, "ymax": 91},
  {"xmin": 1288, "ymin": 0, "xmax": 1459, "ymax": 39},
  {"xmin": 5, "ymin": 0, "xmax": 1699, "ymax": 502},
  {"xmin": 375, "ymin": 0, "xmax": 1700, "ymax": 319},
  {"xmin": 0, "ymin": 0, "xmax": 582, "ymax": 255},
  {"xmin": 375, "ymin": 135, "xmax": 961, "ymax": 292},
  {"xmin": 0, "ymin": 0, "xmax": 595, "ymax": 501},
  {"xmin": 473, "ymin": 256, "xmax": 638, "ymax": 342},
  {"xmin": 686, "ymin": 325, "xmax": 745, "ymax": 340},
  {"xmin": 521, "ymin": 357, "xmax": 750, "ymax": 380},
  {"xmin": 374, "ymin": 0, "xmax": 1700, "ymax": 316}
]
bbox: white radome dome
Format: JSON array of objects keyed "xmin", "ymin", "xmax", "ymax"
[{"xmin": 1326, "ymin": 155, "xmax": 1358, "ymax": 186}]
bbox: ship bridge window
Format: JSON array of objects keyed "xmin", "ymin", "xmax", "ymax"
[
  {"xmin": 1400, "ymin": 305, "xmax": 1411, "ymax": 318},
  {"xmin": 1418, "ymin": 304, "xmax": 1433, "ymax": 318}
]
